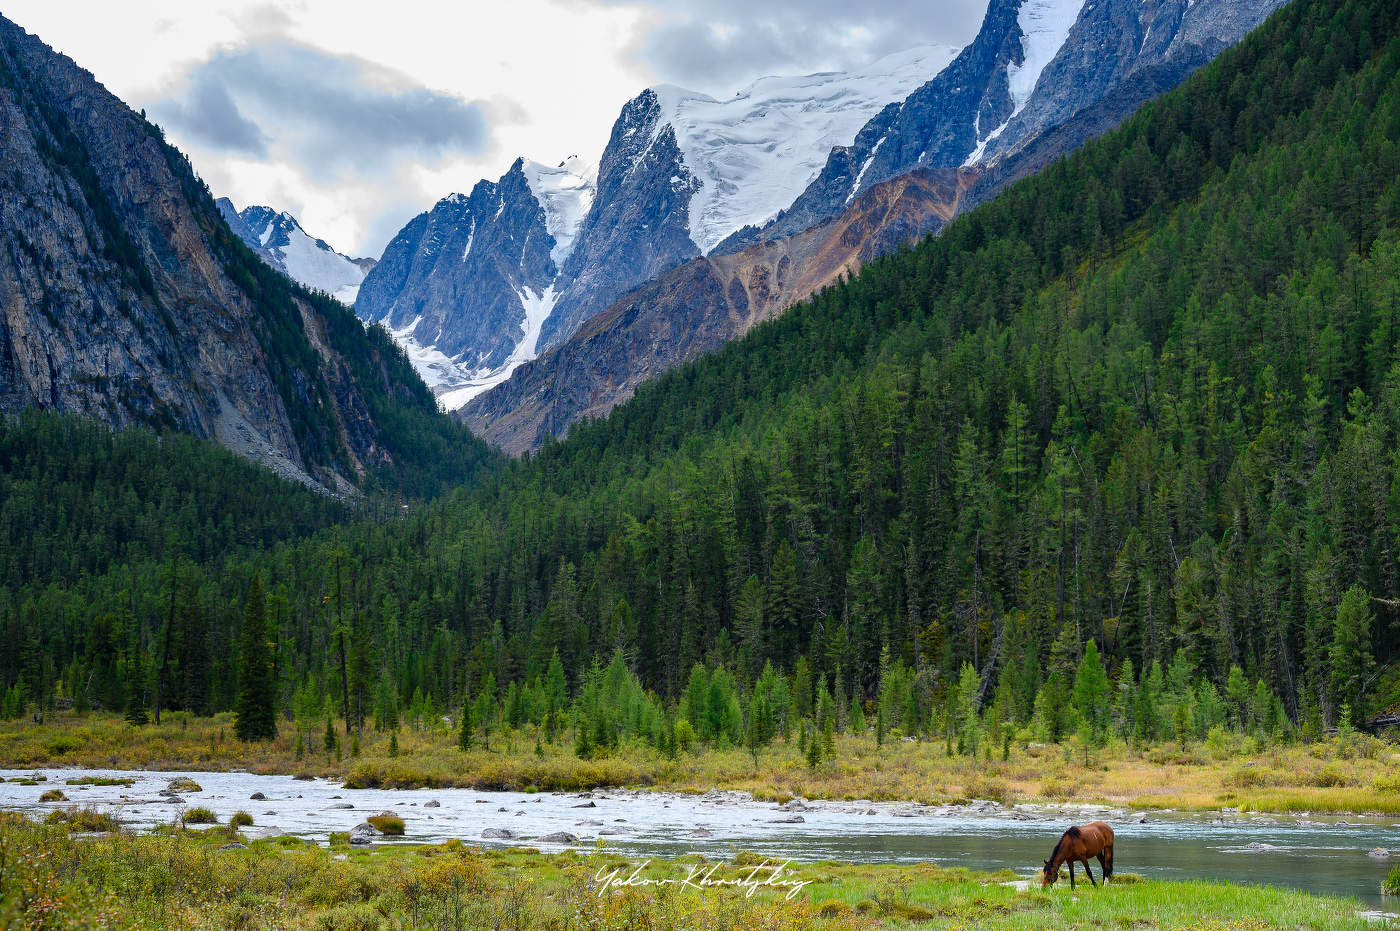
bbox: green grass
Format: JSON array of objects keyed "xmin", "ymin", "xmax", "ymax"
[
  {"xmin": 229, "ymin": 811, "xmax": 254, "ymax": 828},
  {"xmin": 0, "ymin": 813, "xmax": 1378, "ymax": 929},
  {"xmin": 38, "ymin": 789, "xmax": 67, "ymax": 802}
]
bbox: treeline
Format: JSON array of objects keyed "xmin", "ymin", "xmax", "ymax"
[{"xmin": 4, "ymin": 0, "xmax": 1400, "ymax": 749}]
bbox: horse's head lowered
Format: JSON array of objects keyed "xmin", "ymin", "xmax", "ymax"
[{"xmin": 1041, "ymin": 858, "xmax": 1057, "ymax": 887}]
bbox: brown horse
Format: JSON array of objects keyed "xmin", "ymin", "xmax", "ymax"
[{"xmin": 1041, "ymin": 821, "xmax": 1114, "ymax": 889}]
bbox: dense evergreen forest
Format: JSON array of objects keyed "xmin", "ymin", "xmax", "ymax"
[{"xmin": 4, "ymin": 0, "xmax": 1399, "ymax": 754}]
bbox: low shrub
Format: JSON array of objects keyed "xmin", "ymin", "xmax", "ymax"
[
  {"xmin": 182, "ymin": 807, "xmax": 218, "ymax": 825},
  {"xmin": 39, "ymin": 789, "xmax": 68, "ymax": 802},
  {"xmin": 367, "ymin": 814, "xmax": 405, "ymax": 835},
  {"xmin": 45, "ymin": 806, "xmax": 120, "ymax": 832},
  {"xmin": 230, "ymin": 810, "xmax": 254, "ymax": 828}
]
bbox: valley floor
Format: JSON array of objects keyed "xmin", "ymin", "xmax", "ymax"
[
  {"xmin": 0, "ymin": 812, "xmax": 1382, "ymax": 930},
  {"xmin": 2, "ymin": 712, "xmax": 1399, "ymax": 817}
]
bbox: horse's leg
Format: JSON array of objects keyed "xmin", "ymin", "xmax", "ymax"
[
  {"xmin": 1097, "ymin": 852, "xmax": 1107, "ymax": 883},
  {"xmin": 1068, "ymin": 861, "xmax": 1075, "ymax": 889},
  {"xmin": 1082, "ymin": 858, "xmax": 1096, "ymax": 887}
]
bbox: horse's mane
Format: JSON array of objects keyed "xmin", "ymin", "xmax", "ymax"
[{"xmin": 1048, "ymin": 825, "xmax": 1082, "ymax": 862}]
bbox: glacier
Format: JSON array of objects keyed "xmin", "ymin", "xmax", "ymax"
[{"xmin": 650, "ymin": 44, "xmax": 959, "ymax": 254}]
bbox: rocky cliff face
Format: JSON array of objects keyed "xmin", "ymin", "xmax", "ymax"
[
  {"xmin": 0, "ymin": 14, "xmax": 463, "ymax": 493},
  {"xmin": 355, "ymin": 156, "xmax": 592, "ymax": 406}
]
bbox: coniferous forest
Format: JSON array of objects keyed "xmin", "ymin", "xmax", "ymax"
[{"xmin": 4, "ymin": 0, "xmax": 1400, "ymax": 760}]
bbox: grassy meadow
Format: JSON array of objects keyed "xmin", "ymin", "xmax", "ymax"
[{"xmin": 0, "ymin": 810, "xmax": 1382, "ymax": 930}]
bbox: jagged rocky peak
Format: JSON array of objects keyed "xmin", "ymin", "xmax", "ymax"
[
  {"xmin": 354, "ymin": 156, "xmax": 586, "ymax": 408},
  {"xmin": 356, "ymin": 49, "xmax": 961, "ymax": 409},
  {"xmin": 215, "ymin": 198, "xmax": 370, "ymax": 305}
]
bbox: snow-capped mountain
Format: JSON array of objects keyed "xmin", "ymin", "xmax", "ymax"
[
  {"xmin": 762, "ymin": 0, "xmax": 1286, "ymax": 241},
  {"xmin": 355, "ymin": 51, "xmax": 955, "ymax": 409},
  {"xmin": 217, "ymin": 199, "xmax": 372, "ymax": 305},
  {"xmin": 354, "ymin": 156, "xmax": 595, "ymax": 407},
  {"xmin": 360, "ymin": 0, "xmax": 1283, "ymax": 416},
  {"xmin": 460, "ymin": 0, "xmax": 1291, "ymax": 452}
]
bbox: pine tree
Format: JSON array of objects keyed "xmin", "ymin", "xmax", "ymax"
[
  {"xmin": 234, "ymin": 574, "xmax": 277, "ymax": 741},
  {"xmin": 458, "ymin": 690, "xmax": 474, "ymax": 750},
  {"xmin": 1330, "ymin": 585, "xmax": 1374, "ymax": 728},
  {"xmin": 1071, "ymin": 640, "xmax": 1111, "ymax": 746},
  {"xmin": 124, "ymin": 649, "xmax": 148, "ymax": 726}
]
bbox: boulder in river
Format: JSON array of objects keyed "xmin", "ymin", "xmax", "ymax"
[
  {"xmin": 249, "ymin": 792, "xmax": 267, "ymax": 801},
  {"xmin": 166, "ymin": 778, "xmax": 202, "ymax": 794},
  {"xmin": 769, "ymin": 815, "xmax": 805, "ymax": 823},
  {"xmin": 348, "ymin": 823, "xmax": 377, "ymax": 845},
  {"xmin": 483, "ymin": 828, "xmax": 516, "ymax": 839},
  {"xmin": 537, "ymin": 832, "xmax": 579, "ymax": 843},
  {"xmin": 687, "ymin": 828, "xmax": 713, "ymax": 838},
  {"xmin": 780, "ymin": 798, "xmax": 810, "ymax": 812},
  {"xmin": 424, "ymin": 800, "xmax": 441, "ymax": 808},
  {"xmin": 573, "ymin": 801, "xmax": 596, "ymax": 808},
  {"xmin": 327, "ymin": 803, "xmax": 354, "ymax": 810},
  {"xmin": 1370, "ymin": 848, "xmax": 1392, "ymax": 859}
]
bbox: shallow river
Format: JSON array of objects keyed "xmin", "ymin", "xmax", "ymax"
[{"xmin": 2, "ymin": 767, "xmax": 1398, "ymax": 910}]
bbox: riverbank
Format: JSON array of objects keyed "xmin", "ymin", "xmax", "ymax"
[
  {"xmin": 4, "ymin": 711, "xmax": 1399, "ymax": 816},
  {"xmin": 0, "ymin": 812, "xmax": 1383, "ymax": 929}
]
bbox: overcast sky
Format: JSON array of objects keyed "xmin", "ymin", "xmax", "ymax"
[{"xmin": 5, "ymin": 0, "xmax": 986, "ymax": 257}]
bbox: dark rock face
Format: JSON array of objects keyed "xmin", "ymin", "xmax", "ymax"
[
  {"xmin": 753, "ymin": 0, "xmax": 1025, "ymax": 246},
  {"xmin": 540, "ymin": 90, "xmax": 701, "ymax": 351},
  {"xmin": 356, "ymin": 159, "xmax": 558, "ymax": 372},
  {"xmin": 0, "ymin": 14, "xmax": 436, "ymax": 492}
]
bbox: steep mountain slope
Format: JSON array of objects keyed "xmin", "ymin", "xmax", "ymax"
[
  {"xmin": 0, "ymin": 14, "xmax": 492, "ymax": 495},
  {"xmin": 355, "ymin": 50, "xmax": 955, "ymax": 409},
  {"xmin": 461, "ymin": 0, "xmax": 1287, "ymax": 451},
  {"xmin": 216, "ymin": 199, "xmax": 373, "ymax": 305}
]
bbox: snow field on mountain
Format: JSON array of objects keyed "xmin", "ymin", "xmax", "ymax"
[
  {"xmin": 651, "ymin": 44, "xmax": 958, "ymax": 254},
  {"xmin": 522, "ymin": 157, "xmax": 596, "ymax": 265}
]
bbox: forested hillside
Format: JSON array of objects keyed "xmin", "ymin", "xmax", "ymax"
[{"xmin": 6, "ymin": 0, "xmax": 1400, "ymax": 750}]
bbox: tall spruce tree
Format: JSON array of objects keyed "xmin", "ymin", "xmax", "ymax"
[{"xmin": 234, "ymin": 574, "xmax": 277, "ymax": 741}]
